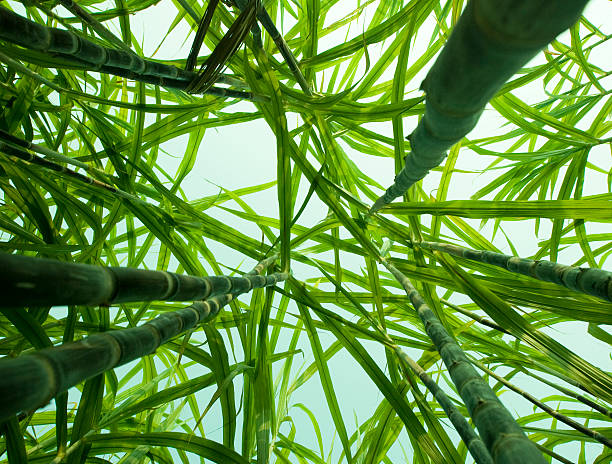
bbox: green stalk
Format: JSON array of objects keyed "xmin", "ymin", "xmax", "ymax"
[
  {"xmin": 0, "ymin": 257, "xmax": 282, "ymax": 421},
  {"xmin": 381, "ymin": 258, "xmax": 546, "ymax": 464},
  {"xmin": 0, "ymin": 297, "xmax": 223, "ymax": 422},
  {"xmin": 76, "ymin": 63, "xmax": 268, "ymax": 101},
  {"xmin": 471, "ymin": 359, "xmax": 612, "ymax": 448},
  {"xmin": 0, "ymin": 7, "xmax": 190, "ymax": 79},
  {"xmin": 371, "ymin": 0, "xmax": 589, "ymax": 212},
  {"xmin": 0, "ymin": 140, "xmax": 128, "ymax": 197},
  {"xmin": 308, "ymin": 259, "xmax": 493, "ymax": 464},
  {"xmin": 0, "ymin": 128, "xmax": 105, "ymax": 176},
  {"xmin": 393, "ymin": 347, "xmax": 494, "ymax": 464},
  {"xmin": 520, "ymin": 368, "xmax": 612, "ymax": 420},
  {"xmin": 442, "ymin": 295, "xmax": 611, "ymax": 417},
  {"xmin": 535, "ymin": 444, "xmax": 574, "ymax": 464},
  {"xmin": 418, "ymin": 241, "xmax": 612, "ymax": 303},
  {"xmin": 0, "ymin": 7, "xmax": 266, "ymax": 101},
  {"xmin": 1, "ymin": 252, "xmax": 288, "ymax": 308},
  {"xmin": 440, "ymin": 298, "xmax": 510, "ymax": 335},
  {"xmin": 56, "ymin": 0, "xmax": 132, "ymax": 51}
]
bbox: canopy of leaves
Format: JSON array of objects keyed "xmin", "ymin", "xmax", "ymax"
[{"xmin": 0, "ymin": 0, "xmax": 611, "ymax": 463}]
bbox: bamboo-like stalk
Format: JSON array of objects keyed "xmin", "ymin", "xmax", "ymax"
[
  {"xmin": 0, "ymin": 7, "xmax": 266, "ymax": 101},
  {"xmin": 307, "ymin": 257, "xmax": 492, "ymax": 463},
  {"xmin": 245, "ymin": 254, "xmax": 279, "ymax": 276},
  {"xmin": 393, "ymin": 347, "xmax": 494, "ymax": 464},
  {"xmin": 75, "ymin": 62, "xmax": 267, "ymax": 101},
  {"xmin": 471, "ymin": 359, "xmax": 612, "ymax": 448},
  {"xmin": 418, "ymin": 241, "xmax": 612, "ymax": 303},
  {"xmin": 0, "ymin": 295, "xmax": 230, "ymax": 421},
  {"xmin": 289, "ymin": 274, "xmax": 493, "ymax": 464},
  {"xmin": 370, "ymin": 0, "xmax": 589, "ymax": 212},
  {"xmin": 0, "ymin": 7, "xmax": 189, "ymax": 79},
  {"xmin": 381, "ymin": 258, "xmax": 546, "ymax": 464},
  {"xmin": 56, "ymin": 0, "xmax": 129, "ymax": 51},
  {"xmin": 0, "ymin": 128, "xmax": 104, "ymax": 176},
  {"xmin": 442, "ymin": 294, "xmax": 612, "ymax": 418},
  {"xmin": 440, "ymin": 298, "xmax": 510, "ymax": 335},
  {"xmin": 290, "ymin": 258, "xmax": 492, "ymax": 462},
  {"xmin": 0, "ymin": 258, "xmax": 283, "ymax": 421},
  {"xmin": 536, "ymin": 445, "xmax": 575, "ymax": 464},
  {"xmin": 521, "ymin": 368, "xmax": 612, "ymax": 419},
  {"xmin": 0, "ymin": 252, "xmax": 288, "ymax": 308},
  {"xmin": 0, "ymin": 140, "xmax": 123, "ymax": 195},
  {"xmin": 0, "ymin": 134, "xmax": 180, "ymax": 217}
]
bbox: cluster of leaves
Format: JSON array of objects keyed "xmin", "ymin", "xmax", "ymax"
[{"xmin": 0, "ymin": 0, "xmax": 610, "ymax": 463}]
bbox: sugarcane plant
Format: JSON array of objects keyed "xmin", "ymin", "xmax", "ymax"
[
  {"xmin": 0, "ymin": 0, "xmax": 313, "ymax": 98},
  {"xmin": 0, "ymin": 0, "xmax": 611, "ymax": 462},
  {"xmin": 370, "ymin": 0, "xmax": 591, "ymax": 212},
  {"xmin": 0, "ymin": 252, "xmax": 287, "ymax": 307},
  {"xmin": 296, "ymin": 262, "xmax": 495, "ymax": 464},
  {"xmin": 0, "ymin": 255, "xmax": 286, "ymax": 422},
  {"xmin": 415, "ymin": 240, "xmax": 612, "ymax": 302},
  {"xmin": 470, "ymin": 358, "xmax": 612, "ymax": 449},
  {"xmin": 381, "ymin": 258, "xmax": 547, "ymax": 464},
  {"xmin": 0, "ymin": 6, "xmax": 264, "ymax": 100}
]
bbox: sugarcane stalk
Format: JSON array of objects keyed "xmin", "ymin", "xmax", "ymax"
[
  {"xmin": 0, "ymin": 257, "xmax": 284, "ymax": 421},
  {"xmin": 245, "ymin": 254, "xmax": 279, "ymax": 276},
  {"xmin": 440, "ymin": 283, "xmax": 611, "ymax": 418},
  {"xmin": 536, "ymin": 445, "xmax": 575, "ymax": 464},
  {"xmin": 393, "ymin": 347, "xmax": 494, "ymax": 464},
  {"xmin": 56, "ymin": 0, "xmax": 132, "ymax": 51},
  {"xmin": 92, "ymin": 64, "xmax": 268, "ymax": 101},
  {"xmin": 0, "ymin": 7, "xmax": 187, "ymax": 79},
  {"xmin": 472, "ymin": 359, "xmax": 612, "ymax": 448},
  {"xmin": 370, "ymin": 0, "xmax": 590, "ymax": 213},
  {"xmin": 308, "ymin": 256, "xmax": 493, "ymax": 464},
  {"xmin": 520, "ymin": 368, "xmax": 612, "ymax": 419},
  {"xmin": 0, "ymin": 128, "xmax": 103, "ymax": 175},
  {"xmin": 418, "ymin": 241, "xmax": 612, "ymax": 303},
  {"xmin": 381, "ymin": 258, "xmax": 546, "ymax": 463},
  {"xmin": 0, "ymin": 294, "xmax": 226, "ymax": 422},
  {"xmin": 0, "ymin": 135, "xmax": 185, "ymax": 220},
  {"xmin": 290, "ymin": 274, "xmax": 492, "ymax": 464},
  {"xmin": 0, "ymin": 252, "xmax": 289, "ymax": 308},
  {"xmin": 440, "ymin": 298, "xmax": 510, "ymax": 335},
  {"xmin": 0, "ymin": 7, "xmax": 267, "ymax": 101}
]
